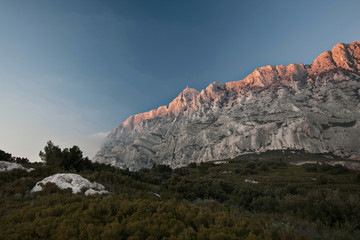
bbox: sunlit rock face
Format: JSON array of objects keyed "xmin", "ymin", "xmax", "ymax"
[{"xmin": 94, "ymin": 40, "xmax": 360, "ymax": 170}]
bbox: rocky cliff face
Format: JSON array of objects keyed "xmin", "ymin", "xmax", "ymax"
[{"xmin": 94, "ymin": 41, "xmax": 360, "ymax": 170}]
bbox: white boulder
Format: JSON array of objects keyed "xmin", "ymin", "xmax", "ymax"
[{"xmin": 30, "ymin": 173, "xmax": 109, "ymax": 195}]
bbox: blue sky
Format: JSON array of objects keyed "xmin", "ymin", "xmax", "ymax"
[{"xmin": 1, "ymin": 0, "xmax": 360, "ymax": 161}]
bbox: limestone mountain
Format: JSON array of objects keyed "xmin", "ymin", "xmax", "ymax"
[{"xmin": 93, "ymin": 41, "xmax": 360, "ymax": 170}]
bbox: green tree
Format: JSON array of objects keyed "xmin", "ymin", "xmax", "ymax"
[
  {"xmin": 0, "ymin": 149, "xmax": 12, "ymax": 162},
  {"xmin": 39, "ymin": 140, "xmax": 62, "ymax": 167},
  {"xmin": 61, "ymin": 145, "xmax": 83, "ymax": 171}
]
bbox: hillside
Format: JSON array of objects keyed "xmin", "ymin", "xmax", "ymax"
[{"xmin": 1, "ymin": 146, "xmax": 360, "ymax": 239}]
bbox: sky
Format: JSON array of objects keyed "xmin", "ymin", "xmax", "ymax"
[{"xmin": 1, "ymin": 0, "xmax": 360, "ymax": 162}]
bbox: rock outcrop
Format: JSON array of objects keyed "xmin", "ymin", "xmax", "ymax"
[
  {"xmin": 94, "ymin": 41, "xmax": 360, "ymax": 170},
  {"xmin": 31, "ymin": 173, "xmax": 109, "ymax": 196},
  {"xmin": 0, "ymin": 161, "xmax": 34, "ymax": 172}
]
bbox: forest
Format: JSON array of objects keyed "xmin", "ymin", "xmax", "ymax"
[{"xmin": 1, "ymin": 141, "xmax": 360, "ymax": 239}]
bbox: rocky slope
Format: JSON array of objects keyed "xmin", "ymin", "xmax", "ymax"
[{"xmin": 94, "ymin": 41, "xmax": 360, "ymax": 170}]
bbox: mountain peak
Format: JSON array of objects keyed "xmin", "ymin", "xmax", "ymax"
[
  {"xmin": 226, "ymin": 63, "xmax": 307, "ymax": 92},
  {"xmin": 310, "ymin": 40, "xmax": 360, "ymax": 75},
  {"xmin": 168, "ymin": 87, "xmax": 199, "ymax": 115},
  {"xmin": 180, "ymin": 86, "xmax": 199, "ymax": 97}
]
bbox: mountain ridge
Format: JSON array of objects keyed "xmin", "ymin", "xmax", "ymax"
[
  {"xmin": 94, "ymin": 40, "xmax": 360, "ymax": 170},
  {"xmin": 112, "ymin": 40, "xmax": 360, "ymax": 133}
]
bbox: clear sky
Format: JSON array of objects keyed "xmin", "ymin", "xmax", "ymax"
[{"xmin": 1, "ymin": 0, "xmax": 360, "ymax": 161}]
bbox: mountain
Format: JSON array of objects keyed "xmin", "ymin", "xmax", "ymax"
[{"xmin": 93, "ymin": 41, "xmax": 360, "ymax": 170}]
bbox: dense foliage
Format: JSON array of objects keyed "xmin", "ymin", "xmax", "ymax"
[
  {"xmin": 1, "ymin": 144, "xmax": 360, "ymax": 239},
  {"xmin": 39, "ymin": 141, "xmax": 94, "ymax": 172},
  {"xmin": 0, "ymin": 149, "xmax": 30, "ymax": 164}
]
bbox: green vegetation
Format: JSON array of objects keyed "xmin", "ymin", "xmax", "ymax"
[
  {"xmin": 1, "ymin": 144, "xmax": 360, "ymax": 239},
  {"xmin": 39, "ymin": 140, "xmax": 94, "ymax": 172},
  {"xmin": 0, "ymin": 149, "xmax": 30, "ymax": 164}
]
